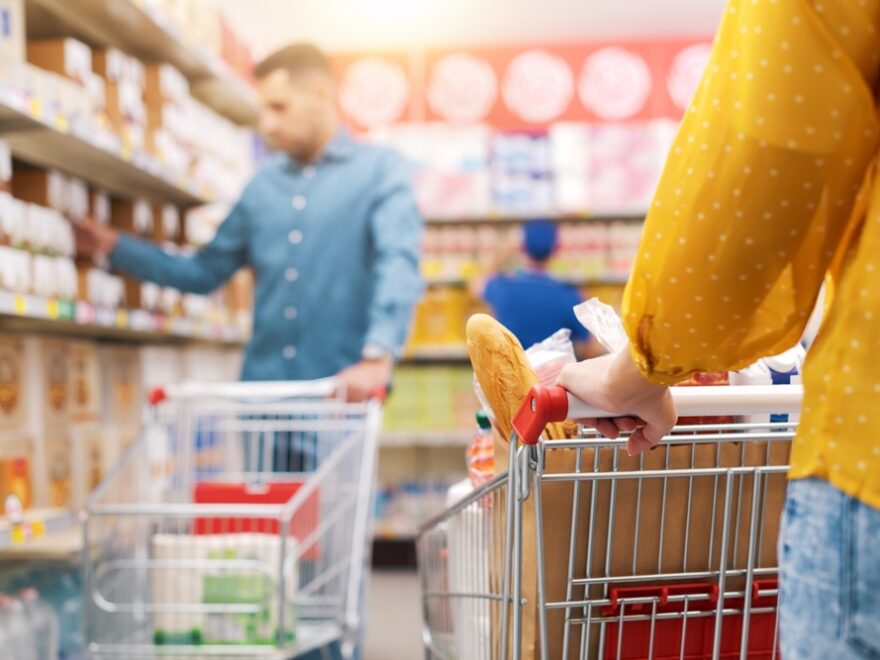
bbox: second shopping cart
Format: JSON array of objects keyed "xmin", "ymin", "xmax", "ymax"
[{"xmin": 82, "ymin": 379, "xmax": 381, "ymax": 659}]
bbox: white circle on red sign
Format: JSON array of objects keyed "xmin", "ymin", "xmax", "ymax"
[
  {"xmin": 502, "ymin": 49, "xmax": 574, "ymax": 124},
  {"xmin": 667, "ymin": 43, "xmax": 713, "ymax": 111},
  {"xmin": 339, "ymin": 57, "xmax": 410, "ymax": 128},
  {"xmin": 579, "ymin": 47, "xmax": 652, "ymax": 121},
  {"xmin": 428, "ymin": 53, "xmax": 498, "ymax": 123}
]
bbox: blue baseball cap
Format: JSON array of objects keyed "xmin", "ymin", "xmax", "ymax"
[{"xmin": 523, "ymin": 219, "xmax": 558, "ymax": 261}]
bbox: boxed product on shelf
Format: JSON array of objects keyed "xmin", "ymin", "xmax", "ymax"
[
  {"xmin": 93, "ymin": 48, "xmax": 148, "ymax": 151},
  {"xmin": 144, "ymin": 63, "xmax": 190, "ymax": 107},
  {"xmin": 64, "ymin": 178, "xmax": 89, "ymax": 223},
  {"xmin": 0, "ymin": 0, "xmax": 24, "ymax": 62},
  {"xmin": 12, "ymin": 168, "xmax": 67, "ymax": 212},
  {"xmin": 75, "ymin": 266, "xmax": 123, "ymax": 308},
  {"xmin": 0, "ymin": 448, "xmax": 32, "ymax": 511},
  {"xmin": 90, "ymin": 189, "xmax": 111, "ymax": 226},
  {"xmin": 152, "ymin": 203, "xmax": 181, "ymax": 244},
  {"xmin": 70, "ymin": 423, "xmax": 105, "ymax": 509},
  {"xmin": 0, "ymin": 246, "xmax": 31, "ymax": 293},
  {"xmin": 37, "ymin": 339, "xmax": 71, "ymax": 428},
  {"xmin": 68, "ymin": 341, "xmax": 101, "ymax": 423},
  {"xmin": 0, "ymin": 336, "xmax": 26, "ymax": 431},
  {"xmin": 43, "ymin": 430, "xmax": 72, "ymax": 508},
  {"xmin": 0, "ymin": 139, "xmax": 10, "ymax": 189},
  {"xmin": 26, "ymin": 38, "xmax": 93, "ymax": 86},
  {"xmin": 98, "ymin": 345, "xmax": 142, "ymax": 453},
  {"xmin": 111, "ymin": 197, "xmax": 153, "ymax": 237}
]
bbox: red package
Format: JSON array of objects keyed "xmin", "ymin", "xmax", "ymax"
[
  {"xmin": 674, "ymin": 372, "xmax": 734, "ymax": 428},
  {"xmin": 193, "ymin": 481, "xmax": 321, "ymax": 560}
]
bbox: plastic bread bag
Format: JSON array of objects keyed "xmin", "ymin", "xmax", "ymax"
[
  {"xmin": 525, "ymin": 328, "xmax": 577, "ymax": 386},
  {"xmin": 573, "ymin": 298, "xmax": 629, "ymax": 354}
]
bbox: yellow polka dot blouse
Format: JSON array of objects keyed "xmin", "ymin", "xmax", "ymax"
[{"xmin": 623, "ymin": 0, "xmax": 880, "ymax": 508}]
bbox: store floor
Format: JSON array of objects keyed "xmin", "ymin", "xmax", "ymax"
[{"xmin": 365, "ymin": 569, "xmax": 423, "ymax": 659}]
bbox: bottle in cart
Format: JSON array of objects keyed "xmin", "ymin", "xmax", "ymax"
[
  {"xmin": 20, "ymin": 587, "xmax": 60, "ymax": 660},
  {"xmin": 467, "ymin": 410, "xmax": 494, "ymax": 487}
]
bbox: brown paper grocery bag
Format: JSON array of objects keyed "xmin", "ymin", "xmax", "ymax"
[{"xmin": 492, "ymin": 431, "xmax": 788, "ymax": 659}]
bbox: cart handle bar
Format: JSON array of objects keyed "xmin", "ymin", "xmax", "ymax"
[
  {"xmin": 513, "ymin": 383, "xmax": 804, "ymax": 446},
  {"xmin": 148, "ymin": 378, "xmax": 388, "ymax": 405}
]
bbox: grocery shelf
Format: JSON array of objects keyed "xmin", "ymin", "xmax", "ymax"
[
  {"xmin": 25, "ymin": 0, "xmax": 259, "ymax": 126},
  {"xmin": 425, "ymin": 275, "xmax": 629, "ymax": 288},
  {"xmin": 0, "ymin": 507, "xmax": 76, "ymax": 550},
  {"xmin": 0, "ymin": 291, "xmax": 248, "ymax": 346},
  {"xmin": 380, "ymin": 431, "xmax": 471, "ymax": 448},
  {"xmin": 0, "ymin": 525, "xmax": 84, "ymax": 560},
  {"xmin": 0, "ymin": 84, "xmax": 207, "ymax": 205},
  {"xmin": 402, "ymin": 345, "xmax": 470, "ymax": 363},
  {"xmin": 426, "ymin": 214, "xmax": 646, "ymax": 226}
]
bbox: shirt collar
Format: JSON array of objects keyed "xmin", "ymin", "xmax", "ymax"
[{"xmin": 287, "ymin": 129, "xmax": 356, "ymax": 170}]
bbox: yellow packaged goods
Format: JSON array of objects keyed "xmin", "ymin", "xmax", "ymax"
[{"xmin": 0, "ymin": 456, "xmax": 31, "ymax": 510}]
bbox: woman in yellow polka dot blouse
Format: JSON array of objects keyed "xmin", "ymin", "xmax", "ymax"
[{"xmin": 558, "ymin": 0, "xmax": 880, "ymax": 656}]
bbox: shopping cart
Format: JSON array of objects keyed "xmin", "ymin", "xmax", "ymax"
[
  {"xmin": 83, "ymin": 379, "xmax": 382, "ymax": 659},
  {"xmin": 418, "ymin": 383, "xmax": 802, "ymax": 660}
]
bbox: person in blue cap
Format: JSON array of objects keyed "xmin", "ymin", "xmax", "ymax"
[{"xmin": 471, "ymin": 219, "xmax": 602, "ymax": 358}]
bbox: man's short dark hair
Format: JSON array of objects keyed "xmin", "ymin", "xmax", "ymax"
[{"xmin": 253, "ymin": 43, "xmax": 333, "ymax": 80}]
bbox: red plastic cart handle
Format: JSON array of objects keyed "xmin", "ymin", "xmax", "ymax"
[{"xmin": 512, "ymin": 385, "xmax": 570, "ymax": 446}]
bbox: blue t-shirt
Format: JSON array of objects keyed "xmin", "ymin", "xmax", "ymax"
[{"xmin": 483, "ymin": 270, "xmax": 589, "ymax": 349}]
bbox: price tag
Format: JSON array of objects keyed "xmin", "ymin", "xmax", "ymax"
[
  {"xmin": 59, "ymin": 300, "xmax": 76, "ymax": 320},
  {"xmin": 115, "ymin": 309, "xmax": 128, "ymax": 328},
  {"xmin": 76, "ymin": 302, "xmax": 93, "ymax": 325},
  {"xmin": 28, "ymin": 98, "xmax": 42, "ymax": 119},
  {"xmin": 46, "ymin": 299, "xmax": 60, "ymax": 319},
  {"xmin": 10, "ymin": 526, "xmax": 25, "ymax": 545},
  {"xmin": 54, "ymin": 114, "xmax": 69, "ymax": 133},
  {"xmin": 13, "ymin": 296, "xmax": 26, "ymax": 315},
  {"xmin": 31, "ymin": 519, "xmax": 45, "ymax": 539}
]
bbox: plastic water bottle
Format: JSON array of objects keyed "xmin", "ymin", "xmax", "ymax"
[
  {"xmin": 0, "ymin": 595, "xmax": 38, "ymax": 660},
  {"xmin": 21, "ymin": 588, "xmax": 60, "ymax": 660}
]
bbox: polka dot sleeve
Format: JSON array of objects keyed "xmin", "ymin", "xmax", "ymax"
[{"xmin": 623, "ymin": 0, "xmax": 880, "ymax": 385}]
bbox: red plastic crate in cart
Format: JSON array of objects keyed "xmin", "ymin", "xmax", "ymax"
[
  {"xmin": 602, "ymin": 580, "xmax": 780, "ymax": 660},
  {"xmin": 193, "ymin": 481, "xmax": 321, "ymax": 560}
]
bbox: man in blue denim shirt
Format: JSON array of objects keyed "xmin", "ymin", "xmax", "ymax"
[{"xmin": 75, "ymin": 44, "xmax": 424, "ymax": 403}]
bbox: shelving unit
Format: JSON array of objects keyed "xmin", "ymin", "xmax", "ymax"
[
  {"xmin": 380, "ymin": 431, "xmax": 471, "ymax": 449},
  {"xmin": 0, "ymin": 83, "xmax": 208, "ymax": 205},
  {"xmin": 402, "ymin": 345, "xmax": 470, "ymax": 364},
  {"xmin": 25, "ymin": 0, "xmax": 259, "ymax": 126},
  {"xmin": 0, "ymin": 507, "xmax": 76, "ymax": 550},
  {"xmin": 424, "ymin": 275, "xmax": 629, "ymax": 288},
  {"xmin": 426, "ymin": 213, "xmax": 645, "ymax": 226},
  {"xmin": 0, "ymin": 291, "xmax": 247, "ymax": 344}
]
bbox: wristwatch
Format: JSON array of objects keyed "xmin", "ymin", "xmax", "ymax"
[{"xmin": 362, "ymin": 344, "xmax": 393, "ymax": 362}]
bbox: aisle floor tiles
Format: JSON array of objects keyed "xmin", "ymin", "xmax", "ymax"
[{"xmin": 365, "ymin": 570, "xmax": 422, "ymax": 660}]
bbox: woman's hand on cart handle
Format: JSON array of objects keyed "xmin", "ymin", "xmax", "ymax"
[{"xmin": 556, "ymin": 351, "xmax": 677, "ymax": 455}]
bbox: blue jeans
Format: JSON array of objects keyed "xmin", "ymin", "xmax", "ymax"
[{"xmin": 779, "ymin": 478, "xmax": 880, "ymax": 659}]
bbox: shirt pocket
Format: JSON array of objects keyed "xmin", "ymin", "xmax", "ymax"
[{"xmin": 845, "ymin": 497, "xmax": 880, "ymax": 659}]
